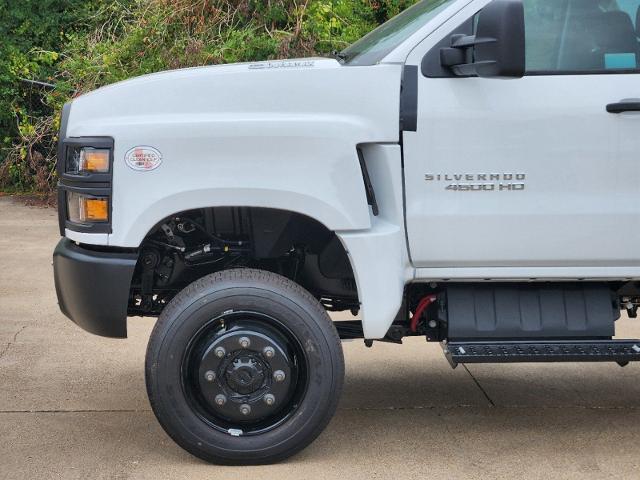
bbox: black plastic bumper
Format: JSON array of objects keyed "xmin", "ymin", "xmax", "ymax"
[{"xmin": 53, "ymin": 239, "xmax": 138, "ymax": 338}]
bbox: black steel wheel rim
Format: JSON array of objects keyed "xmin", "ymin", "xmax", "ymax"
[{"xmin": 181, "ymin": 310, "xmax": 309, "ymax": 436}]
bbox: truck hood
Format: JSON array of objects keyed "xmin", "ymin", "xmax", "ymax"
[{"xmin": 67, "ymin": 58, "xmax": 401, "ymax": 140}]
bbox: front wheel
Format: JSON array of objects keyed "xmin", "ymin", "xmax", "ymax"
[{"xmin": 145, "ymin": 269, "xmax": 345, "ymax": 465}]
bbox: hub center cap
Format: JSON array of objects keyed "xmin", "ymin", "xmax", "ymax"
[{"xmin": 226, "ymin": 356, "xmax": 265, "ymax": 394}]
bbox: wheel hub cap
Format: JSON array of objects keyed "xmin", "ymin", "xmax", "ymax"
[
  {"xmin": 195, "ymin": 326, "xmax": 294, "ymax": 424},
  {"xmin": 225, "ymin": 356, "xmax": 265, "ymax": 394}
]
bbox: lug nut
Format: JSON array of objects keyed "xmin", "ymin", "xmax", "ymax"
[
  {"xmin": 263, "ymin": 394, "xmax": 275, "ymax": 406},
  {"xmin": 214, "ymin": 394, "xmax": 227, "ymax": 406},
  {"xmin": 428, "ymin": 320, "xmax": 437, "ymax": 328},
  {"xmin": 263, "ymin": 346, "xmax": 275, "ymax": 358},
  {"xmin": 238, "ymin": 336, "xmax": 251, "ymax": 349},
  {"xmin": 273, "ymin": 370, "xmax": 286, "ymax": 382},
  {"xmin": 204, "ymin": 370, "xmax": 216, "ymax": 382},
  {"xmin": 214, "ymin": 346, "xmax": 226, "ymax": 358},
  {"xmin": 239, "ymin": 404, "xmax": 251, "ymax": 416}
]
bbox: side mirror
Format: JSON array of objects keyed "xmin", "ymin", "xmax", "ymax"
[{"xmin": 440, "ymin": 0, "xmax": 525, "ymax": 78}]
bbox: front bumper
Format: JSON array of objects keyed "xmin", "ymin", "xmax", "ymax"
[{"xmin": 53, "ymin": 239, "xmax": 138, "ymax": 338}]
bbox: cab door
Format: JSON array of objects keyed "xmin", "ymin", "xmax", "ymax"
[{"xmin": 402, "ymin": 0, "xmax": 640, "ymax": 271}]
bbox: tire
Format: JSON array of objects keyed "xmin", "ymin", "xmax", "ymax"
[{"xmin": 145, "ymin": 268, "xmax": 345, "ymax": 465}]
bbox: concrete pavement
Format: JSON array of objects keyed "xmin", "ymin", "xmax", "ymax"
[{"xmin": 1, "ymin": 196, "xmax": 639, "ymax": 479}]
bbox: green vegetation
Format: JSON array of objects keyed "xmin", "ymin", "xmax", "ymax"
[{"xmin": 0, "ymin": 0, "xmax": 419, "ymax": 196}]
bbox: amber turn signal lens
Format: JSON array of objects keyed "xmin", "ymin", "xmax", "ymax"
[
  {"xmin": 79, "ymin": 148, "xmax": 110, "ymax": 173},
  {"xmin": 82, "ymin": 198, "xmax": 109, "ymax": 222},
  {"xmin": 67, "ymin": 192, "xmax": 109, "ymax": 223}
]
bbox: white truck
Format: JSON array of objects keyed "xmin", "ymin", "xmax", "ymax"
[{"xmin": 53, "ymin": 0, "xmax": 640, "ymax": 465}]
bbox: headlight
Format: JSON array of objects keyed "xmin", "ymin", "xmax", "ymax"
[
  {"xmin": 57, "ymin": 133, "xmax": 114, "ymax": 234},
  {"xmin": 67, "ymin": 192, "xmax": 109, "ymax": 223},
  {"xmin": 66, "ymin": 147, "xmax": 110, "ymax": 175}
]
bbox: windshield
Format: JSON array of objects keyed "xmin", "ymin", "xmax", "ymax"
[{"xmin": 340, "ymin": 0, "xmax": 459, "ymax": 65}]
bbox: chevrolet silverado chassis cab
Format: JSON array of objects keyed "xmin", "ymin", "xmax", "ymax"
[{"xmin": 53, "ymin": 0, "xmax": 640, "ymax": 464}]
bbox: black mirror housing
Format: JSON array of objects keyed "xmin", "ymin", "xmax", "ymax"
[
  {"xmin": 475, "ymin": 0, "xmax": 525, "ymax": 77},
  {"xmin": 439, "ymin": 0, "xmax": 525, "ymax": 78}
]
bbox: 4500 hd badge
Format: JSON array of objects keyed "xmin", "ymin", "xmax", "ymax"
[{"xmin": 425, "ymin": 173, "xmax": 526, "ymax": 192}]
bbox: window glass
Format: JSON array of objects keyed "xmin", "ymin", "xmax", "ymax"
[
  {"xmin": 523, "ymin": 0, "xmax": 640, "ymax": 72},
  {"xmin": 341, "ymin": 0, "xmax": 458, "ymax": 66}
]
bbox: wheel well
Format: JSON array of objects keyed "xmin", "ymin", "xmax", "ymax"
[{"xmin": 128, "ymin": 207, "xmax": 359, "ymax": 317}]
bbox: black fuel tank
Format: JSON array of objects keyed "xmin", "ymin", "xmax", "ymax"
[{"xmin": 445, "ymin": 283, "xmax": 619, "ymax": 340}]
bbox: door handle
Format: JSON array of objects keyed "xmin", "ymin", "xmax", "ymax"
[{"xmin": 606, "ymin": 100, "xmax": 640, "ymax": 114}]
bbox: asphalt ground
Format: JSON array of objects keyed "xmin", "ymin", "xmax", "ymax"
[{"xmin": 1, "ymin": 196, "xmax": 639, "ymax": 479}]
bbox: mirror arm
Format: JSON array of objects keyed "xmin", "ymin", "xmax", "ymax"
[
  {"xmin": 450, "ymin": 34, "xmax": 496, "ymax": 49},
  {"xmin": 451, "ymin": 60, "xmax": 497, "ymax": 76},
  {"xmin": 440, "ymin": 34, "xmax": 497, "ymax": 70}
]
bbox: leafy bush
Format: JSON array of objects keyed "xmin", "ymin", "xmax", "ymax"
[
  {"xmin": 0, "ymin": 0, "xmax": 107, "ymax": 195},
  {"xmin": 0, "ymin": 0, "xmax": 419, "ymax": 195}
]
